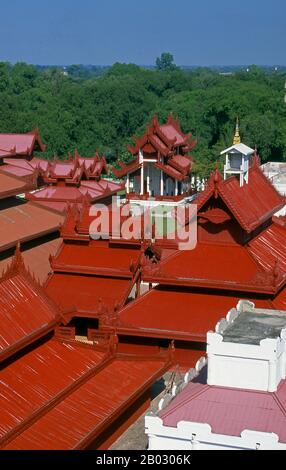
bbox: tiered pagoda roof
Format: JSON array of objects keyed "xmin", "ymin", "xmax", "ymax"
[
  {"xmin": 113, "ymin": 114, "xmax": 196, "ymax": 181},
  {"xmin": 26, "ymin": 151, "xmax": 124, "ymax": 213},
  {"xmin": 45, "ymin": 219, "xmax": 145, "ymax": 320},
  {"xmin": 106, "ymin": 164, "xmax": 286, "ymax": 341}
]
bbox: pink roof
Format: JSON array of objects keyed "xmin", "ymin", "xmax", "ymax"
[
  {"xmin": 0, "ymin": 130, "xmax": 46, "ymax": 155},
  {"xmin": 159, "ymin": 375, "xmax": 286, "ymax": 442},
  {"xmin": 160, "ymin": 124, "xmax": 186, "ymax": 146}
]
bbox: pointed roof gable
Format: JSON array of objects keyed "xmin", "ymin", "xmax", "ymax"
[
  {"xmin": 0, "ymin": 129, "xmax": 46, "ymax": 157},
  {"xmin": 0, "ymin": 246, "xmax": 63, "ymax": 362},
  {"xmin": 128, "ymin": 114, "xmax": 197, "ymax": 156},
  {"xmin": 194, "ymin": 165, "xmax": 285, "ymax": 233},
  {"xmin": 221, "ymin": 142, "xmax": 254, "ymax": 156}
]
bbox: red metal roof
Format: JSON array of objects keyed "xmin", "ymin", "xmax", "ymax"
[
  {"xmin": 0, "ymin": 170, "xmax": 35, "ymax": 199},
  {"xmin": 46, "ymin": 273, "xmax": 134, "ymax": 317},
  {"xmin": 142, "ymin": 242, "xmax": 277, "ymax": 293},
  {"xmin": 0, "ymin": 249, "xmax": 61, "ymax": 362},
  {"xmin": 155, "ymin": 161, "xmax": 188, "ymax": 181},
  {"xmin": 0, "ymin": 338, "xmax": 106, "ymax": 447},
  {"xmin": 115, "ymin": 286, "xmax": 273, "ymax": 341},
  {"xmin": 0, "ymin": 129, "xmax": 46, "ymax": 156},
  {"xmin": 0, "ymin": 199, "xmax": 64, "ymax": 253},
  {"xmin": 27, "ymin": 179, "xmax": 123, "ymax": 212},
  {"xmin": 0, "ymin": 237, "xmax": 62, "ymax": 285},
  {"xmin": 51, "ymin": 242, "xmax": 141, "ymax": 277},
  {"xmin": 113, "ymin": 114, "xmax": 196, "ymax": 178},
  {"xmin": 159, "ymin": 375, "xmax": 286, "ymax": 442},
  {"xmin": 248, "ymin": 222, "xmax": 286, "ymax": 274},
  {"xmin": 3, "ymin": 354, "xmax": 168, "ymax": 450},
  {"xmin": 195, "ymin": 166, "xmax": 284, "ymax": 233}
]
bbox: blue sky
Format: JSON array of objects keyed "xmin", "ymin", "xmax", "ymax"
[{"xmin": 0, "ymin": 0, "xmax": 285, "ymax": 65}]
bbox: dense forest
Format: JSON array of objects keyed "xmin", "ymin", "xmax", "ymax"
[{"xmin": 1, "ymin": 55, "xmax": 286, "ymax": 177}]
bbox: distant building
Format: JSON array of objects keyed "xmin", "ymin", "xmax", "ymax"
[
  {"xmin": 261, "ymin": 161, "xmax": 286, "ymax": 197},
  {"xmin": 221, "ymin": 118, "xmax": 255, "ymax": 186},
  {"xmin": 145, "ymin": 300, "xmax": 286, "ymax": 450},
  {"xmin": 0, "ymin": 128, "xmax": 46, "ymax": 159},
  {"xmin": 112, "ymin": 114, "xmax": 196, "ymax": 201}
]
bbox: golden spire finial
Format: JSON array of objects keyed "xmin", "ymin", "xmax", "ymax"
[{"xmin": 233, "ymin": 117, "xmax": 241, "ymax": 145}]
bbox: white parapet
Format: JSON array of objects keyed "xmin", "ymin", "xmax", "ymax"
[
  {"xmin": 145, "ymin": 416, "xmax": 286, "ymax": 450},
  {"xmin": 206, "ymin": 301, "xmax": 286, "ymax": 392}
]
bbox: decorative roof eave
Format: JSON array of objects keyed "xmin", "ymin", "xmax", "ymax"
[
  {"xmin": 141, "ymin": 272, "xmax": 279, "ymax": 294},
  {"xmin": 191, "ymin": 167, "xmax": 284, "ymax": 233},
  {"xmin": 26, "ymin": 128, "xmax": 47, "ymax": 153},
  {"xmin": 168, "ymin": 156, "xmax": 192, "ymax": 175},
  {"xmin": 50, "ymin": 262, "xmax": 134, "ymax": 279},
  {"xmin": 112, "ymin": 158, "xmax": 141, "ymax": 178},
  {"xmin": 0, "ymin": 145, "xmax": 17, "ymax": 158},
  {"xmin": 154, "ymin": 162, "xmax": 188, "ymax": 182}
]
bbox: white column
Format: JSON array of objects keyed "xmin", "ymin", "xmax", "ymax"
[
  {"xmin": 175, "ymin": 180, "xmax": 178, "ymax": 196},
  {"xmin": 147, "ymin": 165, "xmax": 150, "ymax": 195},
  {"xmin": 126, "ymin": 173, "xmax": 130, "ymax": 194},
  {"xmin": 140, "ymin": 164, "xmax": 144, "ymax": 195},
  {"xmin": 160, "ymin": 171, "xmax": 164, "ymax": 196}
]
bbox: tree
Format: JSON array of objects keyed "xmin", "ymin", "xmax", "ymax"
[{"xmin": 155, "ymin": 52, "xmax": 178, "ymax": 71}]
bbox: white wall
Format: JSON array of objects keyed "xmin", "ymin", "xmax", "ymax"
[{"xmin": 146, "ymin": 417, "xmax": 286, "ymax": 450}]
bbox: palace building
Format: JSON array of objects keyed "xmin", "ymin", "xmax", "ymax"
[
  {"xmin": 1, "ymin": 119, "xmax": 286, "ymax": 449},
  {"xmin": 112, "ymin": 114, "xmax": 196, "ymax": 200}
]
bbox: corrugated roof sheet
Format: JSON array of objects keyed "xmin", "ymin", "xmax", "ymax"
[
  {"xmin": 248, "ymin": 223, "xmax": 286, "ymax": 273},
  {"xmin": 0, "ymin": 271, "xmax": 60, "ymax": 362},
  {"xmin": 0, "ymin": 199, "xmax": 64, "ymax": 252},
  {"xmin": 0, "ymin": 130, "xmax": 45, "ymax": 155},
  {"xmin": 0, "ymin": 339, "xmax": 106, "ymax": 446},
  {"xmin": 53, "ymin": 242, "xmax": 140, "ymax": 277},
  {"xmin": 0, "ymin": 237, "xmax": 63, "ymax": 284},
  {"xmin": 3, "ymin": 355, "xmax": 167, "ymax": 450}
]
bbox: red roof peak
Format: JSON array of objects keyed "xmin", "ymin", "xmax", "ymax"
[
  {"xmin": 1, "ymin": 243, "xmax": 41, "ymax": 288},
  {"xmin": 195, "ymin": 165, "xmax": 284, "ymax": 233}
]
